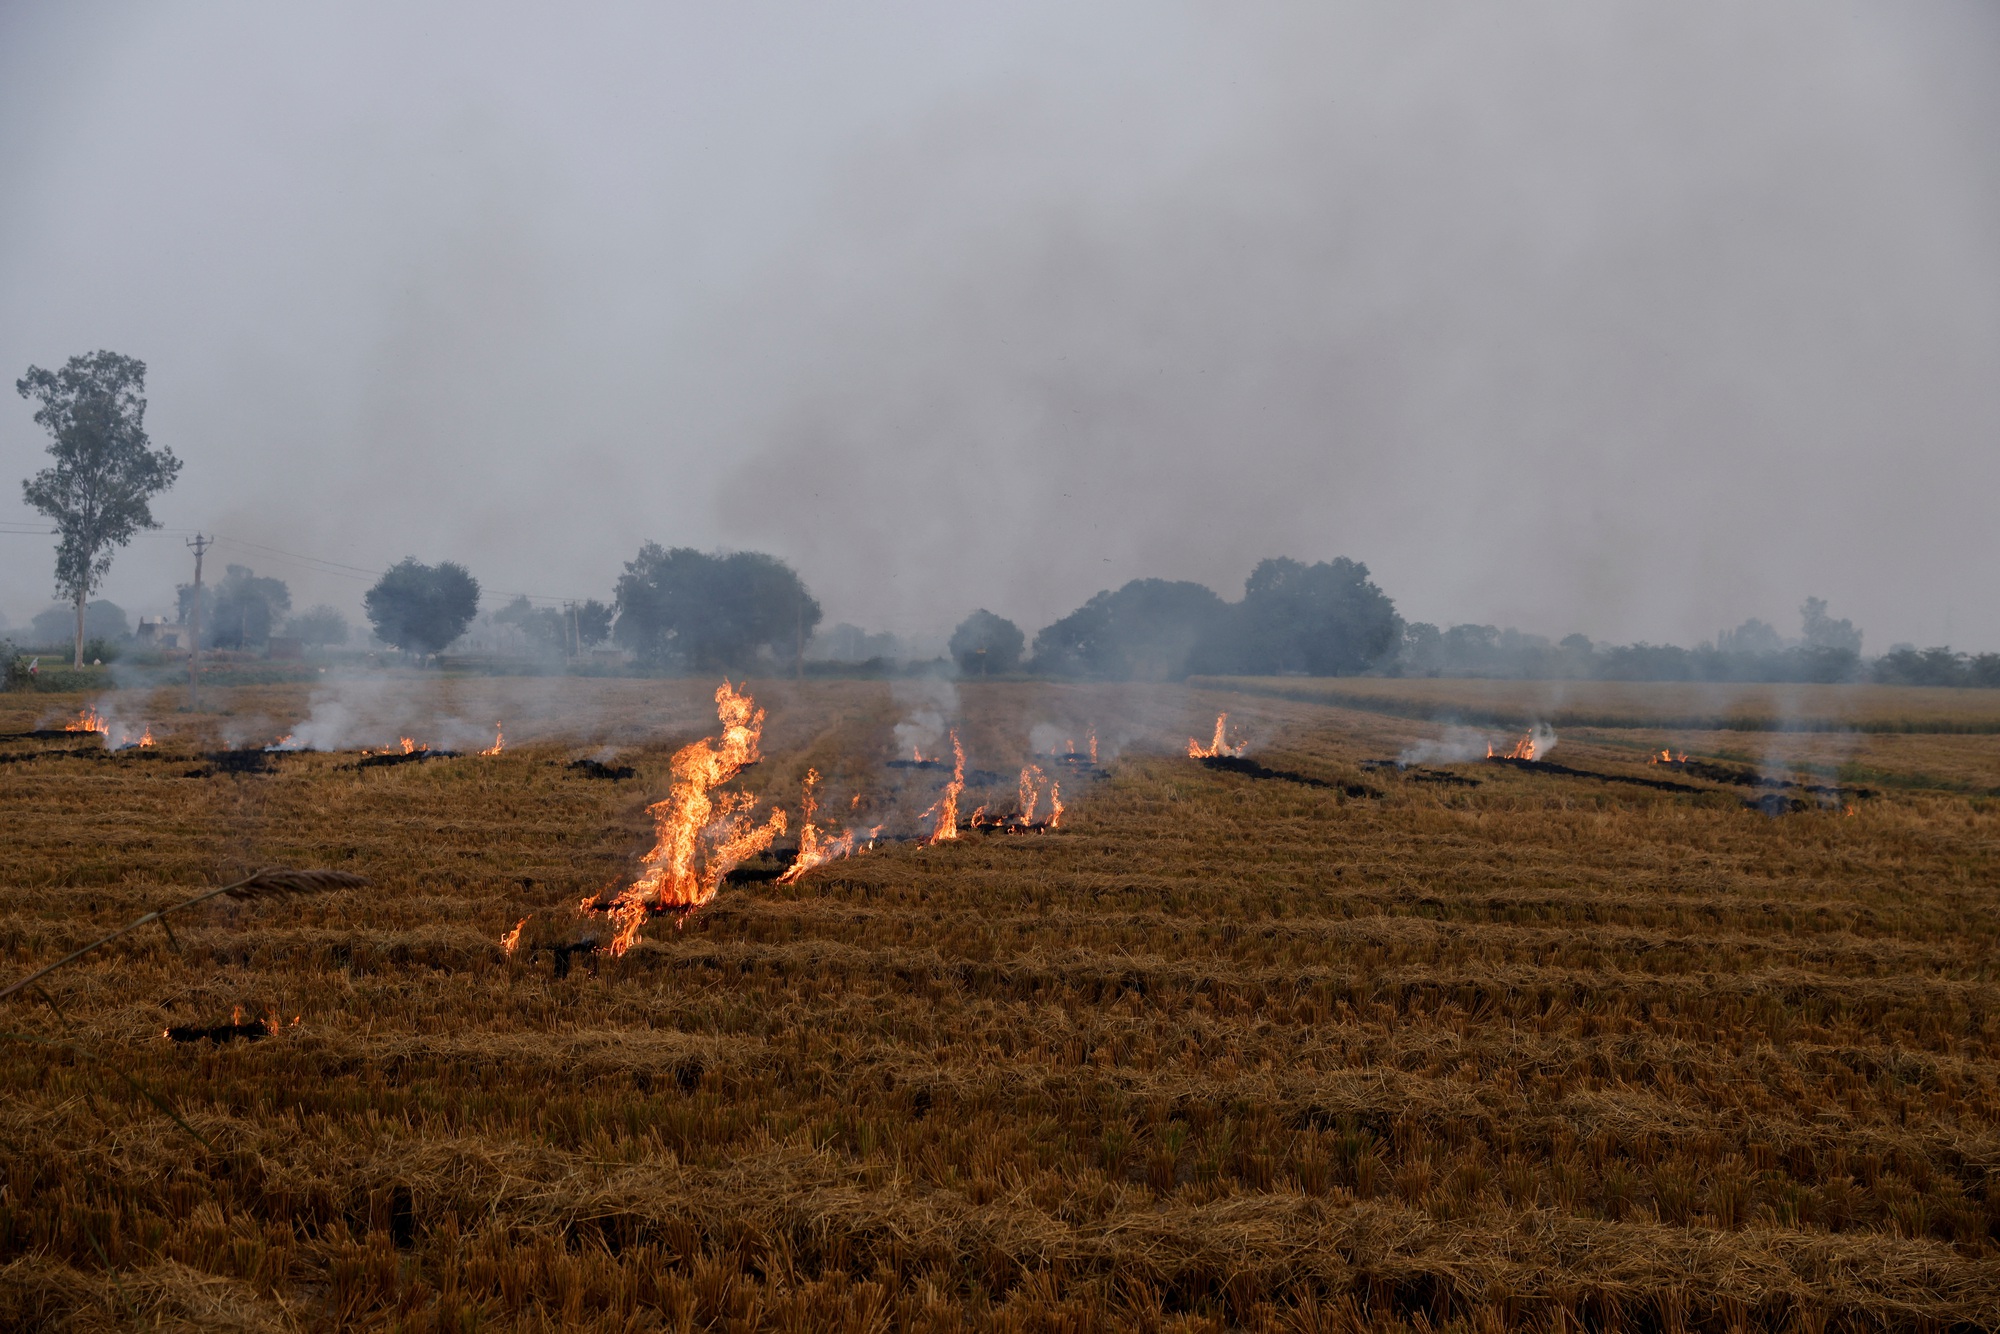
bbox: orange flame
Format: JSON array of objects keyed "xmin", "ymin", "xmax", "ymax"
[
  {"xmin": 1647, "ymin": 748, "xmax": 1687, "ymax": 765},
  {"xmin": 65, "ymin": 708, "xmax": 107, "ymax": 734},
  {"xmin": 137, "ymin": 725, "xmax": 154, "ymax": 748},
  {"xmin": 500, "ymin": 916, "xmax": 528, "ymax": 954},
  {"xmin": 1048, "ymin": 780, "xmax": 1063, "ymax": 829},
  {"xmin": 1188, "ymin": 713, "xmax": 1243, "ymax": 759},
  {"xmin": 779, "ymin": 768, "xmax": 858, "ymax": 885},
  {"xmin": 1017, "ymin": 764, "xmax": 1047, "ymax": 824},
  {"xmin": 1088, "ymin": 730, "xmax": 1098, "ymax": 765},
  {"xmin": 482, "ymin": 723, "xmax": 505, "ymax": 756},
  {"xmin": 924, "ymin": 731, "xmax": 965, "ymax": 844},
  {"xmin": 399, "ymin": 737, "xmax": 421, "ymax": 754},
  {"xmin": 1489, "ymin": 727, "xmax": 1555, "ymax": 761},
  {"xmin": 593, "ymin": 681, "xmax": 786, "ymax": 954}
]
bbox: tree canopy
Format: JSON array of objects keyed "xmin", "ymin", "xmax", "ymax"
[
  {"xmin": 286, "ymin": 605, "xmax": 351, "ymax": 649},
  {"xmin": 949, "ymin": 609, "xmax": 1024, "ymax": 675},
  {"xmin": 1030, "ymin": 579, "xmax": 1228, "ymax": 680},
  {"xmin": 180, "ymin": 565, "xmax": 290, "ymax": 649},
  {"xmin": 1221, "ymin": 557, "xmax": 1402, "ymax": 675},
  {"xmin": 17, "ymin": 351, "xmax": 181, "ymax": 665},
  {"xmin": 613, "ymin": 545, "xmax": 820, "ymax": 672},
  {"xmin": 31, "ymin": 600, "xmax": 128, "ymax": 647},
  {"xmin": 363, "ymin": 558, "xmax": 480, "ymax": 658}
]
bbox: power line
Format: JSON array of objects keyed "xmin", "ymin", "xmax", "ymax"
[{"xmin": 3, "ymin": 522, "xmax": 592, "ymax": 605}]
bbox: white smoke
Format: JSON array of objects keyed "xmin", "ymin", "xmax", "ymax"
[{"xmin": 890, "ymin": 675, "xmax": 958, "ymax": 758}]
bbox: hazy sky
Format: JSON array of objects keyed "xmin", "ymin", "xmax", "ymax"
[{"xmin": 4, "ymin": 2, "xmax": 1997, "ymax": 650}]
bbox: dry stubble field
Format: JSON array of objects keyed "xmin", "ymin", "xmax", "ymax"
[{"xmin": 2, "ymin": 675, "xmax": 1998, "ymax": 1332}]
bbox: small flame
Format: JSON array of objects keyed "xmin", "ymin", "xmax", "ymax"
[
  {"xmin": 1188, "ymin": 713, "xmax": 1244, "ymax": 759},
  {"xmin": 399, "ymin": 737, "xmax": 421, "ymax": 755},
  {"xmin": 590, "ymin": 681, "xmax": 785, "ymax": 954},
  {"xmin": 501, "ymin": 916, "xmax": 528, "ymax": 954},
  {"xmin": 1088, "ymin": 730, "xmax": 1098, "ymax": 765},
  {"xmin": 779, "ymin": 768, "xmax": 859, "ymax": 884},
  {"xmin": 268, "ymin": 733, "xmax": 296, "ymax": 752},
  {"xmin": 1490, "ymin": 726, "xmax": 1557, "ymax": 762},
  {"xmin": 482, "ymin": 723, "xmax": 505, "ymax": 756},
  {"xmin": 231, "ymin": 1004, "xmax": 244, "ymax": 1025},
  {"xmin": 138, "ymin": 725, "xmax": 154, "ymax": 748},
  {"xmin": 66, "ymin": 708, "xmax": 108, "ymax": 735},
  {"xmin": 1647, "ymin": 749, "xmax": 1687, "ymax": 765},
  {"xmin": 1048, "ymin": 780, "xmax": 1063, "ymax": 829},
  {"xmin": 924, "ymin": 731, "xmax": 966, "ymax": 844}
]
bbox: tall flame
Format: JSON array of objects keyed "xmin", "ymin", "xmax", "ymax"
[
  {"xmin": 779, "ymin": 768, "xmax": 857, "ymax": 884},
  {"xmin": 1188, "ymin": 713, "xmax": 1244, "ymax": 759},
  {"xmin": 1017, "ymin": 764, "xmax": 1047, "ymax": 824},
  {"xmin": 925, "ymin": 731, "xmax": 965, "ymax": 844},
  {"xmin": 594, "ymin": 681, "xmax": 786, "ymax": 954},
  {"xmin": 482, "ymin": 723, "xmax": 505, "ymax": 756},
  {"xmin": 1088, "ymin": 730, "xmax": 1098, "ymax": 765},
  {"xmin": 500, "ymin": 916, "xmax": 528, "ymax": 955},
  {"xmin": 1048, "ymin": 780, "xmax": 1063, "ymax": 828}
]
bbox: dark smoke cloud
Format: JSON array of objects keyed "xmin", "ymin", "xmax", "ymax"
[{"xmin": 3, "ymin": 3, "xmax": 1996, "ymax": 649}]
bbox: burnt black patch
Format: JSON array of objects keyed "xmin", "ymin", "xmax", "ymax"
[
  {"xmin": 203, "ymin": 750, "xmax": 278, "ymax": 775},
  {"xmin": 356, "ymin": 749, "xmax": 457, "ymax": 770},
  {"xmin": 1486, "ymin": 756, "xmax": 1707, "ymax": 794},
  {"xmin": 1200, "ymin": 756, "xmax": 1328, "ymax": 788},
  {"xmin": 165, "ymin": 1020, "xmax": 272, "ymax": 1044},
  {"xmin": 567, "ymin": 759, "xmax": 635, "ymax": 780}
]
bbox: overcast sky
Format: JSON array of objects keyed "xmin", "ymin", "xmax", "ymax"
[{"xmin": 3, "ymin": 2, "xmax": 1997, "ymax": 650}]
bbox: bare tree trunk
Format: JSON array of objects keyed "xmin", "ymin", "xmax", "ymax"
[{"xmin": 72, "ymin": 590, "xmax": 85, "ymax": 669}]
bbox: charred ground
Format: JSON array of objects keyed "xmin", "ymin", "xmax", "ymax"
[{"xmin": 1, "ymin": 678, "xmax": 1997, "ymax": 1331}]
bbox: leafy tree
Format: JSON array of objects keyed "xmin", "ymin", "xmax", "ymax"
[
  {"xmin": 612, "ymin": 545, "xmax": 820, "ymax": 672},
  {"xmin": 363, "ymin": 558, "xmax": 480, "ymax": 659},
  {"xmin": 286, "ymin": 605, "xmax": 351, "ymax": 650},
  {"xmin": 179, "ymin": 565, "xmax": 290, "ymax": 649},
  {"xmin": 1216, "ymin": 557, "xmax": 1401, "ymax": 675},
  {"xmin": 575, "ymin": 599, "xmax": 613, "ymax": 648},
  {"xmin": 1716, "ymin": 618, "xmax": 1784, "ymax": 656},
  {"xmin": 31, "ymin": 600, "xmax": 128, "ymax": 647},
  {"xmin": 494, "ymin": 595, "xmax": 567, "ymax": 655},
  {"xmin": 1799, "ymin": 597, "xmax": 1861, "ymax": 655},
  {"xmin": 1030, "ymin": 579, "xmax": 1227, "ymax": 680},
  {"xmin": 17, "ymin": 351, "xmax": 182, "ymax": 666},
  {"xmin": 949, "ymin": 609, "xmax": 1024, "ymax": 675}
]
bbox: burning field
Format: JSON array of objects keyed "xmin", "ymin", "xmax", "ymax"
[{"xmin": 1, "ymin": 676, "xmax": 1998, "ymax": 1330}]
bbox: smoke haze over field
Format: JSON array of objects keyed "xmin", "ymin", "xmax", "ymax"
[{"xmin": 3, "ymin": 3, "xmax": 1998, "ymax": 649}]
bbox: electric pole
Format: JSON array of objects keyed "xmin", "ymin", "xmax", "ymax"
[{"xmin": 185, "ymin": 533, "xmax": 210, "ymax": 711}]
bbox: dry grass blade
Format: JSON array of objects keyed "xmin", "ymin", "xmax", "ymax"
[
  {"xmin": 221, "ymin": 868, "xmax": 370, "ymax": 902},
  {"xmin": 0, "ymin": 867, "xmax": 370, "ymax": 1004}
]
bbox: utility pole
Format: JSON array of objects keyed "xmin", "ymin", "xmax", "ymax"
[{"xmin": 185, "ymin": 534, "xmax": 210, "ymax": 711}]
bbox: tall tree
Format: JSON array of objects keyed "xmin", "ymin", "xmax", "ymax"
[
  {"xmin": 1219, "ymin": 557, "xmax": 1402, "ymax": 676},
  {"xmin": 285, "ymin": 605, "xmax": 351, "ymax": 650},
  {"xmin": 613, "ymin": 544, "xmax": 820, "ymax": 672},
  {"xmin": 1030, "ymin": 579, "xmax": 1228, "ymax": 680},
  {"xmin": 949, "ymin": 609, "xmax": 1024, "ymax": 675},
  {"xmin": 179, "ymin": 565, "xmax": 291, "ymax": 649},
  {"xmin": 17, "ymin": 351, "xmax": 182, "ymax": 666},
  {"xmin": 363, "ymin": 558, "xmax": 480, "ymax": 660}
]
